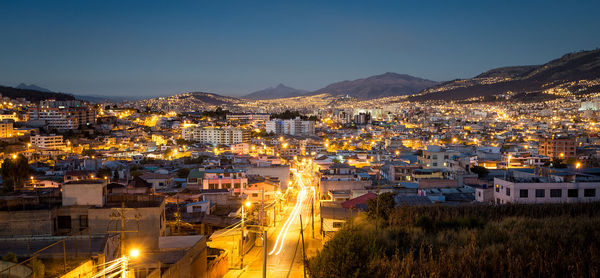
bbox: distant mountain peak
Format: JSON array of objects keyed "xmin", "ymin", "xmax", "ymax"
[
  {"xmin": 243, "ymin": 84, "xmax": 308, "ymax": 100},
  {"xmin": 16, "ymin": 83, "xmax": 52, "ymax": 93}
]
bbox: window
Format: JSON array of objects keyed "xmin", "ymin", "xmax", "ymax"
[
  {"xmin": 495, "ymin": 184, "xmax": 499, "ymax": 192},
  {"xmin": 506, "ymin": 188, "xmax": 510, "ymax": 196},
  {"xmin": 234, "ymin": 183, "xmax": 241, "ymax": 189},
  {"xmin": 550, "ymin": 189, "xmax": 562, "ymax": 198},
  {"xmin": 535, "ymin": 189, "xmax": 545, "ymax": 198},
  {"xmin": 57, "ymin": 216, "xmax": 71, "ymax": 229},
  {"xmin": 584, "ymin": 189, "xmax": 596, "ymax": 197},
  {"xmin": 252, "ymin": 193, "xmax": 258, "ymax": 197},
  {"xmin": 478, "ymin": 192, "xmax": 481, "ymax": 197},
  {"xmin": 333, "ymin": 222, "xmax": 343, "ymax": 228},
  {"xmin": 79, "ymin": 215, "xmax": 88, "ymax": 228},
  {"xmin": 520, "ymin": 189, "xmax": 528, "ymax": 198},
  {"xmin": 568, "ymin": 189, "xmax": 578, "ymax": 198}
]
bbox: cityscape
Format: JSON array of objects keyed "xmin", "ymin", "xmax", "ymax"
[{"xmin": 1, "ymin": 1, "xmax": 600, "ymax": 278}]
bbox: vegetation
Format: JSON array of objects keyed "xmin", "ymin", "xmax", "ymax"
[
  {"xmin": 470, "ymin": 165, "xmax": 489, "ymax": 178},
  {"xmin": 271, "ymin": 110, "xmax": 318, "ymax": 121},
  {"xmin": 308, "ymin": 202, "xmax": 600, "ymax": 278},
  {"xmin": 176, "ymin": 168, "xmax": 190, "ymax": 178},
  {"xmin": 1, "ymin": 154, "xmax": 31, "ymax": 192}
]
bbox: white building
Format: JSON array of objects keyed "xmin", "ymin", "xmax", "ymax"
[
  {"xmin": 489, "ymin": 177, "xmax": 600, "ymax": 204},
  {"xmin": 266, "ymin": 117, "xmax": 315, "ymax": 136},
  {"xmin": 182, "ymin": 126, "xmax": 249, "ymax": 145},
  {"xmin": 30, "ymin": 134, "xmax": 66, "ymax": 149}
]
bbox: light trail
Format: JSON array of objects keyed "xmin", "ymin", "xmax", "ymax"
[{"xmin": 269, "ymin": 166, "xmax": 312, "ymax": 256}]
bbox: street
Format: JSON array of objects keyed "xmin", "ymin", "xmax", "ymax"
[{"xmin": 225, "ymin": 163, "xmax": 321, "ymax": 278}]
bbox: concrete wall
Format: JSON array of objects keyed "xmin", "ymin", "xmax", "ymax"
[
  {"xmin": 319, "ymin": 180, "xmax": 370, "ymax": 196},
  {"xmin": 246, "ymin": 165, "xmax": 290, "ymax": 190},
  {"xmin": 88, "ymin": 204, "xmax": 165, "ymax": 250},
  {"xmin": 0, "ymin": 209, "xmax": 54, "ymax": 236},
  {"xmin": 59, "ymin": 259, "xmax": 95, "ymax": 278},
  {"xmin": 62, "ymin": 183, "xmax": 106, "ymax": 207}
]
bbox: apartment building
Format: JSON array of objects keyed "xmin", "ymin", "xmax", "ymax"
[
  {"xmin": 538, "ymin": 136, "xmax": 576, "ymax": 158},
  {"xmin": 0, "ymin": 120, "xmax": 13, "ymax": 138},
  {"xmin": 226, "ymin": 113, "xmax": 270, "ymax": 123},
  {"xmin": 186, "ymin": 168, "xmax": 248, "ymax": 194},
  {"xmin": 30, "ymin": 134, "xmax": 66, "ymax": 149},
  {"xmin": 28, "ymin": 100, "xmax": 96, "ymax": 129},
  {"xmin": 266, "ymin": 117, "xmax": 315, "ymax": 136},
  {"xmin": 419, "ymin": 145, "xmax": 460, "ymax": 170},
  {"xmin": 182, "ymin": 126, "xmax": 250, "ymax": 145}
]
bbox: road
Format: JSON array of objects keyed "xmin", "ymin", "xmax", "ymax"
[{"xmin": 226, "ymin": 164, "xmax": 321, "ymax": 278}]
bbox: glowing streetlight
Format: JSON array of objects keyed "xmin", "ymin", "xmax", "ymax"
[
  {"xmin": 129, "ymin": 248, "xmax": 140, "ymax": 258},
  {"xmin": 576, "ymin": 162, "xmax": 581, "ymax": 169},
  {"xmin": 559, "ymin": 153, "xmax": 565, "ymax": 158}
]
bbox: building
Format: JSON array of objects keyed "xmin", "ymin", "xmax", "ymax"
[
  {"xmin": 419, "ymin": 145, "xmax": 460, "ymax": 170},
  {"xmin": 490, "ymin": 177, "xmax": 600, "ymax": 204},
  {"xmin": 0, "ymin": 120, "xmax": 13, "ymax": 138},
  {"xmin": 266, "ymin": 117, "xmax": 315, "ymax": 136},
  {"xmin": 30, "ymin": 134, "xmax": 66, "ymax": 149},
  {"xmin": 28, "ymin": 100, "xmax": 96, "ymax": 129},
  {"xmin": 226, "ymin": 113, "xmax": 270, "ymax": 123},
  {"xmin": 187, "ymin": 168, "xmax": 248, "ymax": 194},
  {"xmin": 182, "ymin": 126, "xmax": 250, "ymax": 145},
  {"xmin": 538, "ymin": 136, "xmax": 576, "ymax": 158}
]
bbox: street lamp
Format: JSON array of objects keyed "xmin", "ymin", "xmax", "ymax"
[{"xmin": 129, "ymin": 248, "xmax": 140, "ymax": 258}]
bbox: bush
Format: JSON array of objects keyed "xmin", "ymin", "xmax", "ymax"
[{"xmin": 308, "ymin": 202, "xmax": 600, "ymax": 278}]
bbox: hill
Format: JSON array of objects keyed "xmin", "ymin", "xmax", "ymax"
[
  {"xmin": 135, "ymin": 91, "xmax": 242, "ymax": 111},
  {"xmin": 0, "ymin": 85, "xmax": 75, "ymax": 102},
  {"xmin": 243, "ymin": 83, "xmax": 308, "ymax": 100},
  {"xmin": 410, "ymin": 48, "xmax": 600, "ymax": 101},
  {"xmin": 308, "ymin": 72, "xmax": 438, "ymax": 99}
]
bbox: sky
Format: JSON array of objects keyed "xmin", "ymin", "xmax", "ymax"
[{"xmin": 1, "ymin": 0, "xmax": 600, "ymax": 97}]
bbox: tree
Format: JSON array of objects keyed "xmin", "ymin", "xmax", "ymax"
[
  {"xmin": 366, "ymin": 192, "xmax": 396, "ymax": 221},
  {"xmin": 96, "ymin": 167, "xmax": 112, "ymax": 180},
  {"xmin": 177, "ymin": 168, "xmax": 190, "ymax": 178},
  {"xmin": 470, "ymin": 165, "xmax": 489, "ymax": 178},
  {"xmin": 1, "ymin": 154, "xmax": 31, "ymax": 192}
]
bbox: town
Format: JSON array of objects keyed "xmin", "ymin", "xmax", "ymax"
[{"xmin": 0, "ymin": 88, "xmax": 599, "ymax": 277}]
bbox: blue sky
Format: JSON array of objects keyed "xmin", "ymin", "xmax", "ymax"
[{"xmin": 1, "ymin": 0, "xmax": 599, "ymax": 97}]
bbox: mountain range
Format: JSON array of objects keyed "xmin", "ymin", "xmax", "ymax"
[
  {"xmin": 243, "ymin": 73, "xmax": 438, "ymax": 100},
  {"xmin": 410, "ymin": 48, "xmax": 600, "ymax": 101},
  {"xmin": 4, "ymin": 48, "xmax": 600, "ymax": 104}
]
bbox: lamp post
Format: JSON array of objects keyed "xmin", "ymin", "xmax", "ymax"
[{"xmin": 240, "ymin": 200, "xmax": 251, "ymax": 269}]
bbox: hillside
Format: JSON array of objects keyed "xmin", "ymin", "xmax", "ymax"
[
  {"xmin": 135, "ymin": 91, "xmax": 242, "ymax": 111},
  {"xmin": 244, "ymin": 83, "xmax": 308, "ymax": 100},
  {"xmin": 0, "ymin": 85, "xmax": 75, "ymax": 102},
  {"xmin": 308, "ymin": 72, "xmax": 438, "ymax": 99},
  {"xmin": 410, "ymin": 48, "xmax": 600, "ymax": 101}
]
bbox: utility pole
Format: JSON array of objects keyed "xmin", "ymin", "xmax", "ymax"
[
  {"xmin": 300, "ymin": 214, "xmax": 307, "ymax": 278},
  {"xmin": 311, "ymin": 195, "xmax": 314, "ymax": 239},
  {"xmin": 262, "ymin": 230, "xmax": 267, "ymax": 278},
  {"xmin": 108, "ymin": 202, "xmax": 141, "ymax": 277},
  {"xmin": 240, "ymin": 205, "xmax": 245, "ymax": 269}
]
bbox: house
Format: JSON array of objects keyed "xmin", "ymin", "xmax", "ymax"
[{"xmin": 139, "ymin": 172, "xmax": 175, "ymax": 189}]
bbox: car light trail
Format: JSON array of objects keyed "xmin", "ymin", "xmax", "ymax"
[{"xmin": 269, "ymin": 168, "xmax": 311, "ymax": 256}]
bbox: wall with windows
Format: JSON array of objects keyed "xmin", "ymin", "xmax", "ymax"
[{"xmin": 493, "ymin": 178, "xmax": 600, "ymax": 204}]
